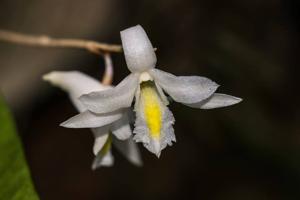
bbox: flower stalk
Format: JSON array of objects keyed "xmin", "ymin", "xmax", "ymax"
[{"xmin": 0, "ymin": 29, "xmax": 122, "ymax": 54}]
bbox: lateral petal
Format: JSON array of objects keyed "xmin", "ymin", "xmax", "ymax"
[
  {"xmin": 186, "ymin": 93, "xmax": 242, "ymax": 109},
  {"xmin": 60, "ymin": 110, "xmax": 123, "ymax": 128},
  {"xmin": 149, "ymin": 68, "xmax": 219, "ymax": 104},
  {"xmin": 80, "ymin": 73, "xmax": 139, "ymax": 113}
]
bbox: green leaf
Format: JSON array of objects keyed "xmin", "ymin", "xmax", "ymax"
[{"xmin": 0, "ymin": 96, "xmax": 39, "ymax": 200}]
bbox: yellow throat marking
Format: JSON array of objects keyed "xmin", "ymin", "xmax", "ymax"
[
  {"xmin": 100, "ymin": 134, "xmax": 112, "ymax": 156},
  {"xmin": 140, "ymin": 81, "xmax": 162, "ymax": 139}
]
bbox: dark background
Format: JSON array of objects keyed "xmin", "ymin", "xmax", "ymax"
[{"xmin": 0, "ymin": 0, "xmax": 300, "ymax": 199}]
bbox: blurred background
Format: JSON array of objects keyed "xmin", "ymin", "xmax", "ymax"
[{"xmin": 0, "ymin": 0, "xmax": 300, "ymax": 199}]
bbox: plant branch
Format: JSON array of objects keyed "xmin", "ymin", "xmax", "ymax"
[
  {"xmin": 0, "ymin": 29, "xmax": 158, "ymax": 86},
  {"xmin": 0, "ymin": 29, "xmax": 122, "ymax": 54}
]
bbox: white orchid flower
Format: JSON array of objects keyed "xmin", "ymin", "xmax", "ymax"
[
  {"xmin": 43, "ymin": 71, "xmax": 142, "ymax": 169},
  {"xmin": 62, "ymin": 25, "xmax": 242, "ymax": 157}
]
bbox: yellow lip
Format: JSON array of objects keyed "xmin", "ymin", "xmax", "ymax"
[{"xmin": 140, "ymin": 81, "xmax": 162, "ymax": 140}]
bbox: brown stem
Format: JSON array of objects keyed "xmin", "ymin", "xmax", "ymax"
[{"xmin": 0, "ymin": 30, "xmax": 122, "ymax": 54}]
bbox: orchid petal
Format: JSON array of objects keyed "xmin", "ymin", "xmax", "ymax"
[
  {"xmin": 93, "ymin": 134, "xmax": 109, "ymax": 155},
  {"xmin": 60, "ymin": 110, "xmax": 123, "ymax": 128},
  {"xmin": 186, "ymin": 93, "xmax": 242, "ymax": 109},
  {"xmin": 133, "ymin": 105, "xmax": 175, "ymax": 157},
  {"xmin": 80, "ymin": 73, "xmax": 139, "ymax": 114},
  {"xmin": 111, "ymin": 114, "xmax": 132, "ymax": 140},
  {"xmin": 150, "ymin": 68, "xmax": 219, "ymax": 104},
  {"xmin": 43, "ymin": 71, "xmax": 110, "ymax": 112},
  {"xmin": 121, "ymin": 25, "xmax": 157, "ymax": 73},
  {"xmin": 91, "ymin": 151, "xmax": 114, "ymax": 170},
  {"xmin": 113, "ymin": 138, "xmax": 143, "ymax": 166},
  {"xmin": 133, "ymin": 81, "xmax": 176, "ymax": 157},
  {"xmin": 92, "ymin": 134, "xmax": 113, "ymax": 169},
  {"xmin": 91, "ymin": 126, "xmax": 110, "ymax": 155}
]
